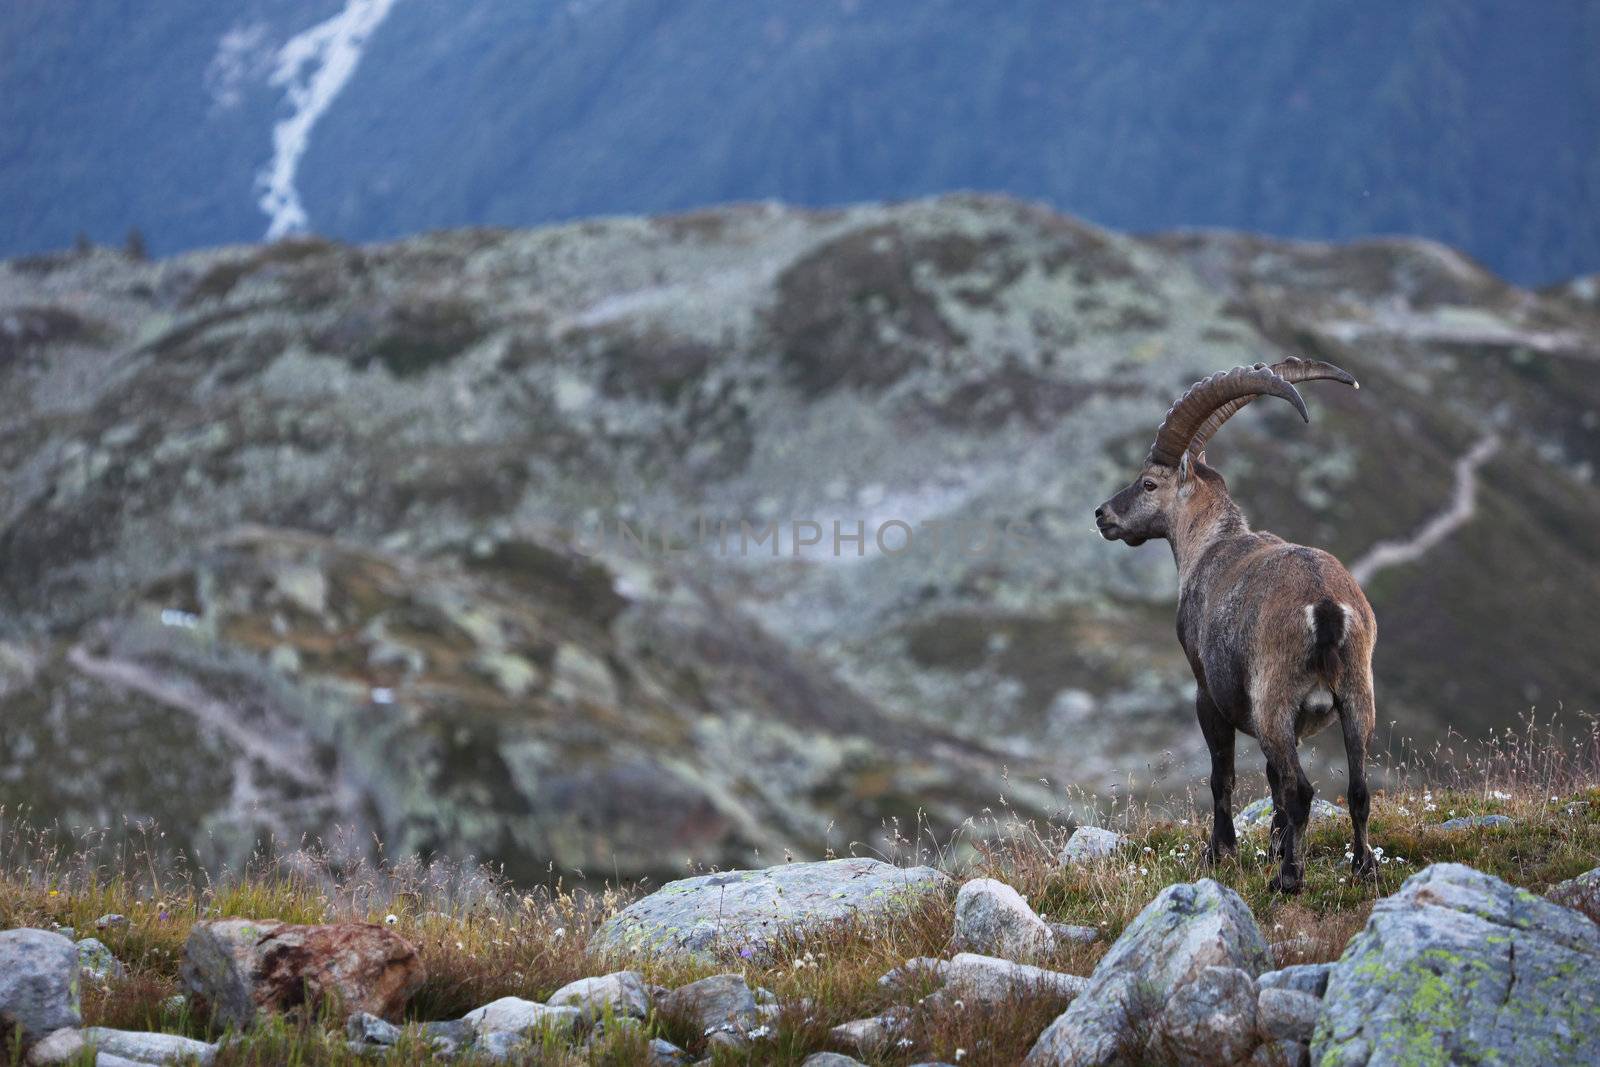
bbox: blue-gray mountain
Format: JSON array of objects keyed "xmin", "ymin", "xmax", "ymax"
[{"xmin": 4, "ymin": 0, "xmax": 1599, "ymax": 283}]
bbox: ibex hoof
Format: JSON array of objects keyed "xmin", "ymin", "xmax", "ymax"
[{"xmin": 1268, "ymin": 869, "xmax": 1304, "ymax": 895}]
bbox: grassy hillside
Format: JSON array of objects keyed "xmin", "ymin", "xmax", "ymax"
[{"xmin": 4, "ymin": 726, "xmax": 1597, "ymax": 1065}]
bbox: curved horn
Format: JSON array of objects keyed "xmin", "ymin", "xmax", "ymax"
[
  {"xmin": 1147, "ymin": 364, "xmax": 1308, "ymax": 468},
  {"xmin": 1185, "ymin": 356, "xmax": 1359, "ymax": 461}
]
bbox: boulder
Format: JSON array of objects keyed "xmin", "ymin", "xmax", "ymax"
[
  {"xmin": 1233, "ymin": 797, "xmax": 1342, "ymax": 836},
  {"xmin": 941, "ymin": 953, "xmax": 1088, "ymax": 1005},
  {"xmin": 1025, "ymin": 879, "xmax": 1271, "ymax": 1066},
  {"xmin": 546, "ymin": 970, "xmax": 650, "ymax": 1021},
  {"xmin": 1050, "ymin": 922, "xmax": 1101, "ymax": 945},
  {"xmin": 656, "ymin": 974, "xmax": 758, "ymax": 1034},
  {"xmin": 953, "ymin": 878, "xmax": 1055, "ymax": 960},
  {"xmin": 75, "ymin": 938, "xmax": 126, "ymax": 982},
  {"xmin": 1547, "ymin": 865, "xmax": 1600, "ymax": 923},
  {"xmin": 1148, "ymin": 965, "xmax": 1259, "ymax": 1067},
  {"xmin": 180, "ymin": 918, "xmax": 424, "ymax": 1028},
  {"xmin": 591, "ymin": 858, "xmax": 951, "ymax": 960},
  {"xmin": 1437, "ymin": 814, "xmax": 1513, "ymax": 831},
  {"xmin": 1059, "ymin": 826, "xmax": 1128, "ymax": 866},
  {"xmin": 21, "ymin": 1028, "xmax": 84, "ymax": 1066},
  {"xmin": 345, "ymin": 1012, "xmax": 402, "ymax": 1045},
  {"xmin": 646, "ymin": 1037, "xmax": 691, "ymax": 1065},
  {"xmin": 1313, "ymin": 863, "xmax": 1600, "ymax": 1066},
  {"xmin": 420, "ymin": 1017, "xmax": 475, "ymax": 1056},
  {"xmin": 803, "ymin": 1054, "xmax": 868, "ymax": 1066},
  {"xmin": 828, "ymin": 1011, "xmax": 906, "ymax": 1053},
  {"xmin": 0, "ymin": 929, "xmax": 81, "ymax": 1047},
  {"xmin": 1257, "ymin": 988, "xmax": 1320, "ymax": 1042},
  {"xmin": 83, "ymin": 1028, "xmax": 218, "ymax": 1065},
  {"xmin": 1257, "ymin": 963, "xmax": 1331, "ymax": 998},
  {"xmin": 462, "ymin": 996, "xmax": 581, "ymax": 1039},
  {"xmin": 1249, "ymin": 1039, "xmax": 1310, "ymax": 1067}
]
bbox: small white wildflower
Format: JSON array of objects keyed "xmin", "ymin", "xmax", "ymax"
[
  {"xmin": 371, "ymin": 687, "xmax": 395, "ymax": 705},
  {"xmin": 956, "ymin": 1050, "xmax": 967, "ymax": 1063},
  {"xmin": 384, "ymin": 914, "xmax": 398, "ymax": 925},
  {"xmin": 1143, "ymin": 846, "xmax": 1154, "ymax": 854},
  {"xmin": 1492, "ymin": 790, "xmax": 1511, "ymax": 801},
  {"xmin": 552, "ymin": 927, "xmax": 566, "ymax": 939},
  {"xmin": 1138, "ymin": 866, "xmax": 1149, "ymax": 875},
  {"xmin": 1396, "ymin": 805, "xmax": 1411, "ymax": 816},
  {"xmin": 1373, "ymin": 846, "xmax": 1385, "ymax": 856},
  {"xmin": 749, "ymin": 1025, "xmax": 772, "ymax": 1040},
  {"xmin": 896, "ymin": 1037, "xmax": 914, "ymax": 1049},
  {"xmin": 1256, "ymin": 848, "xmax": 1267, "ymax": 859}
]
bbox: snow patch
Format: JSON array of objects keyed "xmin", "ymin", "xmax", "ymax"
[{"xmin": 256, "ymin": 0, "xmax": 399, "ymax": 239}]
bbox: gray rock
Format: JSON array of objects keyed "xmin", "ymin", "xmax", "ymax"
[
  {"xmin": 1548, "ymin": 865, "xmax": 1600, "ymax": 922},
  {"xmin": 75, "ymin": 939, "xmax": 125, "ymax": 982},
  {"xmin": 546, "ymin": 970, "xmax": 650, "ymax": 1022},
  {"xmin": 1257, "ymin": 963, "xmax": 1331, "ymax": 998},
  {"xmin": 1025, "ymin": 879, "xmax": 1271, "ymax": 1066},
  {"xmin": 1233, "ymin": 796, "xmax": 1342, "ymax": 836},
  {"xmin": 462, "ymin": 996, "xmax": 581, "ymax": 1039},
  {"xmin": 1148, "ymin": 965, "xmax": 1259, "ymax": 1067},
  {"xmin": 591, "ymin": 858, "xmax": 951, "ymax": 960},
  {"xmin": 0, "ymin": 929, "xmax": 81, "ymax": 1046},
  {"xmin": 802, "ymin": 1054, "xmax": 867, "ymax": 1066},
  {"xmin": 83, "ymin": 1028, "xmax": 218, "ymax": 1065},
  {"xmin": 91, "ymin": 1055, "xmax": 148, "ymax": 1067},
  {"xmin": 420, "ymin": 1017, "xmax": 474, "ymax": 1056},
  {"xmin": 704, "ymin": 1029, "xmax": 749, "ymax": 1053},
  {"xmin": 477, "ymin": 1030, "xmax": 529, "ymax": 1062},
  {"xmin": 1312, "ymin": 863, "xmax": 1600, "ymax": 1066},
  {"xmin": 1059, "ymin": 826, "xmax": 1128, "ymax": 866},
  {"xmin": 1257, "ymin": 987, "xmax": 1321, "ymax": 1042},
  {"xmin": 345, "ymin": 1012, "xmax": 402, "ymax": 1045},
  {"xmin": 1049, "ymin": 922, "xmax": 1101, "ymax": 945},
  {"xmin": 1437, "ymin": 813, "xmax": 1513, "ymax": 831},
  {"xmin": 1249, "ymin": 1039, "xmax": 1311, "ymax": 1067},
  {"xmin": 22, "ymin": 1028, "xmax": 84, "ymax": 1066},
  {"xmin": 657, "ymin": 973, "xmax": 757, "ymax": 1034},
  {"xmin": 646, "ymin": 1037, "xmax": 691, "ymax": 1065},
  {"xmin": 94, "ymin": 915, "xmax": 126, "ymax": 931},
  {"xmin": 942, "ymin": 953, "xmax": 1088, "ymax": 1005},
  {"xmin": 953, "ymin": 878, "xmax": 1055, "ymax": 960},
  {"xmin": 828, "ymin": 1011, "xmax": 906, "ymax": 1053},
  {"xmin": 50, "ymin": 928, "xmax": 75, "ymax": 943}
]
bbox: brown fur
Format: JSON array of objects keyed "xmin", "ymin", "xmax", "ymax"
[{"xmin": 1097, "ymin": 456, "xmax": 1377, "ymax": 893}]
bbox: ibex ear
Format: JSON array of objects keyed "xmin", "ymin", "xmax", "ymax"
[{"xmin": 1177, "ymin": 451, "xmax": 1195, "ymax": 484}]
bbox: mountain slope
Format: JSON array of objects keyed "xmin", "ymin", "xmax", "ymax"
[
  {"xmin": 3, "ymin": 196, "xmax": 1599, "ymax": 879},
  {"xmin": 4, "ymin": 1, "xmax": 1600, "ymax": 282}
]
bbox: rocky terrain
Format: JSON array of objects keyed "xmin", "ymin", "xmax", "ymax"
[
  {"xmin": 3, "ymin": 195, "xmax": 1600, "ymax": 880},
  {"xmin": 2, "ymin": 779, "xmax": 1598, "ymax": 1065}
]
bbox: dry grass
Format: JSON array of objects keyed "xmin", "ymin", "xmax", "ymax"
[{"xmin": 3, "ymin": 716, "xmax": 1598, "ymax": 1065}]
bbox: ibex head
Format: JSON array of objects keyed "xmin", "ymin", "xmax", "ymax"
[{"xmin": 1095, "ymin": 358, "xmax": 1357, "ymax": 547}]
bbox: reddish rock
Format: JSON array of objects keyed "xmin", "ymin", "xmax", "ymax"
[{"xmin": 181, "ymin": 919, "xmax": 424, "ymax": 1029}]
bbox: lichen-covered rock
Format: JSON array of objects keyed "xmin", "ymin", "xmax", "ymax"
[
  {"xmin": 646, "ymin": 1037, "xmax": 691, "ymax": 1065},
  {"xmin": 1148, "ymin": 965, "xmax": 1259, "ymax": 1066},
  {"xmin": 1313, "ymin": 863, "xmax": 1600, "ymax": 1066},
  {"xmin": 1232, "ymin": 796, "xmax": 1343, "ymax": 836},
  {"xmin": 74, "ymin": 938, "xmax": 125, "ymax": 982},
  {"xmin": 1249, "ymin": 1039, "xmax": 1310, "ymax": 1067},
  {"xmin": 180, "ymin": 918, "xmax": 424, "ymax": 1028},
  {"xmin": 591, "ymin": 858, "xmax": 951, "ymax": 960},
  {"xmin": 20, "ymin": 1027, "xmax": 84, "ymax": 1066},
  {"xmin": 1547, "ymin": 865, "xmax": 1600, "ymax": 923},
  {"xmin": 346, "ymin": 1012, "xmax": 402, "ymax": 1046},
  {"xmin": 828, "ymin": 1011, "xmax": 907, "ymax": 1053},
  {"xmin": 656, "ymin": 974, "xmax": 758, "ymax": 1034},
  {"xmin": 0, "ymin": 929, "xmax": 80, "ymax": 1047},
  {"xmin": 546, "ymin": 970, "xmax": 650, "ymax": 1022},
  {"xmin": 1059, "ymin": 826, "xmax": 1128, "ymax": 866},
  {"xmin": 1257, "ymin": 987, "xmax": 1320, "ymax": 1041},
  {"xmin": 1025, "ymin": 879, "xmax": 1271, "ymax": 1066},
  {"xmin": 463, "ymin": 997, "xmax": 580, "ymax": 1039},
  {"xmin": 802, "ymin": 1054, "xmax": 867, "ymax": 1066},
  {"xmin": 420, "ymin": 1018, "xmax": 474, "ymax": 1057},
  {"xmin": 940, "ymin": 953, "xmax": 1088, "ymax": 1005},
  {"xmin": 83, "ymin": 1028, "xmax": 218, "ymax": 1065},
  {"xmin": 1437, "ymin": 814, "xmax": 1513, "ymax": 831},
  {"xmin": 1257, "ymin": 963, "xmax": 1331, "ymax": 998},
  {"xmin": 953, "ymin": 878, "xmax": 1055, "ymax": 960}
]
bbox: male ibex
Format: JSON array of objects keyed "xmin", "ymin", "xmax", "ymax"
[{"xmin": 1094, "ymin": 359, "xmax": 1374, "ymax": 893}]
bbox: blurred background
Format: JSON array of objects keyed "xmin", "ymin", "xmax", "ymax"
[{"xmin": 2, "ymin": 0, "xmax": 1598, "ymax": 884}]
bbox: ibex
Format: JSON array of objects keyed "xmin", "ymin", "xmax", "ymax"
[{"xmin": 1094, "ymin": 359, "xmax": 1374, "ymax": 893}]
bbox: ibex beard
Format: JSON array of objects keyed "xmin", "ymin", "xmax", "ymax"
[{"xmin": 1095, "ymin": 358, "xmax": 1376, "ymax": 894}]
